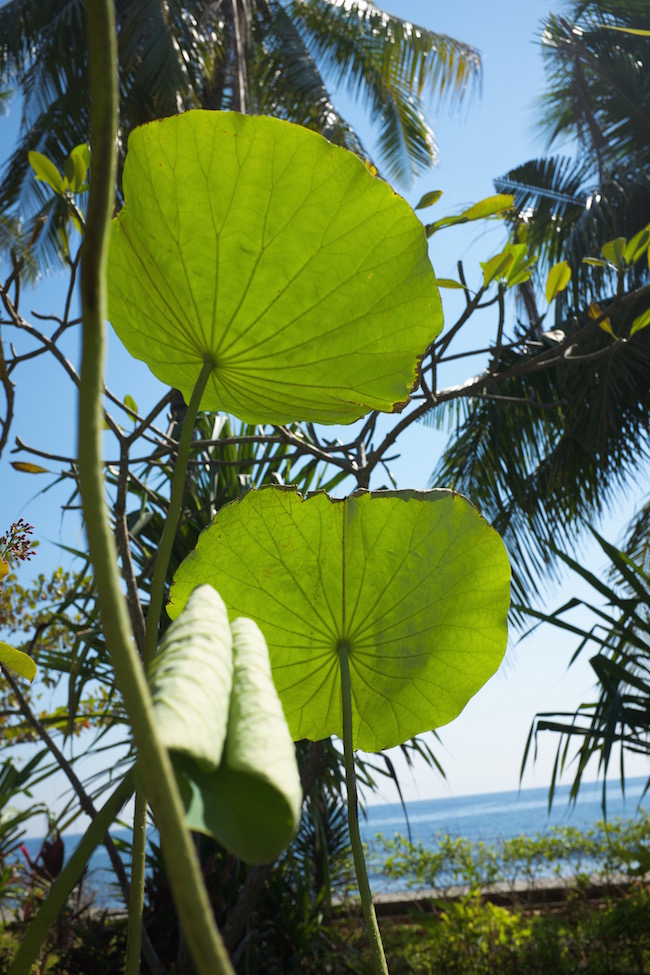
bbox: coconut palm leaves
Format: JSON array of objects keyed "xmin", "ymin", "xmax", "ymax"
[
  {"xmin": 495, "ymin": 1, "xmax": 650, "ymax": 306},
  {"xmin": 430, "ymin": 310, "xmax": 650, "ymax": 609},
  {"xmin": 521, "ymin": 532, "xmax": 650, "ymax": 806},
  {"xmin": 0, "ymin": 0, "xmax": 480, "ymax": 270}
]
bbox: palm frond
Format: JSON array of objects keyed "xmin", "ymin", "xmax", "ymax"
[
  {"xmin": 519, "ymin": 531, "xmax": 650, "ymax": 807},
  {"xmin": 249, "ymin": 1, "xmax": 368, "ymax": 159},
  {"xmin": 288, "ymin": 0, "xmax": 480, "ymax": 184},
  {"xmin": 430, "ymin": 311, "xmax": 650, "ymax": 612}
]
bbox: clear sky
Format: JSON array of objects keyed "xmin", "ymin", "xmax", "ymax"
[{"xmin": 1, "ymin": 0, "xmax": 647, "ymax": 830}]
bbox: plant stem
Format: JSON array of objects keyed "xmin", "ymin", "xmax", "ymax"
[
  {"xmin": 144, "ymin": 356, "xmax": 214, "ymax": 666},
  {"xmin": 124, "ymin": 790, "xmax": 148, "ymax": 975},
  {"xmin": 78, "ymin": 3, "xmax": 234, "ymax": 974},
  {"xmin": 338, "ymin": 641, "xmax": 389, "ymax": 975},
  {"xmin": 8, "ymin": 774, "xmax": 134, "ymax": 975}
]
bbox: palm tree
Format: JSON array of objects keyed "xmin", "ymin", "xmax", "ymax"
[
  {"xmin": 495, "ymin": 0, "xmax": 650, "ymax": 311},
  {"xmin": 521, "ymin": 532, "xmax": 650, "ymax": 806},
  {"xmin": 0, "ymin": 0, "xmax": 480, "ymax": 269},
  {"xmin": 429, "ymin": 0, "xmax": 650, "ymax": 607}
]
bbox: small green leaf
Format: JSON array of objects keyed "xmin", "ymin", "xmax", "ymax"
[
  {"xmin": 28, "ymin": 152, "xmax": 64, "ymax": 194},
  {"xmin": 624, "ymin": 226, "xmax": 650, "ymax": 265},
  {"xmin": 583, "ymin": 257, "xmax": 610, "ymax": 268},
  {"xmin": 10, "ymin": 461, "xmax": 49, "ymax": 474},
  {"xmin": 150, "ymin": 584, "xmax": 233, "ymax": 772},
  {"xmin": 64, "ymin": 152, "xmax": 86, "ymax": 193},
  {"xmin": 436, "ymin": 278, "xmax": 467, "ymax": 290},
  {"xmin": 415, "ymin": 189, "xmax": 443, "ymax": 210},
  {"xmin": 481, "ymin": 251, "xmax": 515, "ymax": 288},
  {"xmin": 545, "ymin": 262, "xmax": 572, "ymax": 303},
  {"xmin": 426, "ymin": 195, "xmax": 513, "ymax": 236},
  {"xmin": 630, "ymin": 307, "xmax": 650, "ymax": 337},
  {"xmin": 0, "ymin": 559, "xmax": 8, "ymax": 583},
  {"xmin": 601, "ymin": 237, "xmax": 626, "ymax": 269},
  {"xmin": 123, "ymin": 394, "xmax": 138, "ymax": 416},
  {"xmin": 0, "ymin": 643, "xmax": 37, "ymax": 682}
]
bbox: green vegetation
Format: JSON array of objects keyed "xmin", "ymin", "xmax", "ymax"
[
  {"xmin": 381, "ymin": 812, "xmax": 650, "ymax": 892},
  {"xmin": 0, "ymin": 0, "xmax": 648, "ymax": 971}
]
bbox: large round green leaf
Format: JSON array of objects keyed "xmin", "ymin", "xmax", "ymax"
[
  {"xmin": 107, "ymin": 111, "xmax": 441, "ymax": 425},
  {"xmin": 168, "ymin": 487, "xmax": 511, "ymax": 752}
]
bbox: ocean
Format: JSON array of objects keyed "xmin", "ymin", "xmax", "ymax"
[{"xmin": 20, "ymin": 775, "xmax": 649, "ymax": 908}]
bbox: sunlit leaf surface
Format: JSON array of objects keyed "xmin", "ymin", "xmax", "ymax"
[
  {"xmin": 108, "ymin": 111, "xmax": 441, "ymax": 425},
  {"xmin": 169, "ymin": 487, "xmax": 510, "ymax": 752}
]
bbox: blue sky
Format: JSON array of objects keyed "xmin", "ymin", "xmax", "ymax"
[{"xmin": 1, "ymin": 0, "xmax": 647, "ymax": 826}]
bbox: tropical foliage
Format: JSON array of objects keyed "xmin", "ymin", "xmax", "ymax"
[
  {"xmin": 0, "ymin": 0, "xmax": 480, "ymax": 270},
  {"xmin": 522, "ymin": 532, "xmax": 650, "ymax": 804},
  {"xmin": 495, "ymin": 0, "xmax": 650, "ymax": 309},
  {"xmin": 429, "ymin": 0, "xmax": 650, "ymax": 606}
]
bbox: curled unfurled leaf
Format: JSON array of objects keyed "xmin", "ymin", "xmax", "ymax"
[{"xmin": 149, "ymin": 584, "xmax": 233, "ymax": 772}]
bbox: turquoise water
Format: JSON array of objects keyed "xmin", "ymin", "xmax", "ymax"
[{"xmin": 20, "ymin": 775, "xmax": 648, "ymax": 907}]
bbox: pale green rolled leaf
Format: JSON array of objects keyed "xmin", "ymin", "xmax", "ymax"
[
  {"xmin": 179, "ymin": 617, "xmax": 301, "ymax": 863},
  {"xmin": 107, "ymin": 111, "xmax": 441, "ymax": 426},
  {"xmin": 545, "ymin": 261, "xmax": 572, "ymax": 303},
  {"xmin": 149, "ymin": 584, "xmax": 233, "ymax": 772},
  {"xmin": 0, "ymin": 643, "xmax": 36, "ymax": 682},
  {"xmin": 169, "ymin": 487, "xmax": 511, "ymax": 753}
]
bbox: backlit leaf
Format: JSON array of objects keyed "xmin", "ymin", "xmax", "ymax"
[
  {"xmin": 426, "ymin": 194, "xmax": 513, "ymax": 236},
  {"xmin": 0, "ymin": 643, "xmax": 36, "ymax": 682},
  {"xmin": 28, "ymin": 152, "xmax": 64, "ymax": 194},
  {"xmin": 108, "ymin": 112, "xmax": 441, "ymax": 426},
  {"xmin": 169, "ymin": 487, "xmax": 511, "ymax": 753},
  {"xmin": 545, "ymin": 262, "xmax": 571, "ymax": 303},
  {"xmin": 630, "ymin": 307, "xmax": 650, "ymax": 338},
  {"xmin": 481, "ymin": 251, "xmax": 515, "ymax": 288},
  {"xmin": 10, "ymin": 462, "xmax": 49, "ymax": 474},
  {"xmin": 415, "ymin": 189, "xmax": 443, "ymax": 210},
  {"xmin": 624, "ymin": 226, "xmax": 650, "ymax": 265},
  {"xmin": 601, "ymin": 237, "xmax": 626, "ymax": 269}
]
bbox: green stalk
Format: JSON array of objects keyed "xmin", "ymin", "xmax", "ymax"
[
  {"xmin": 9, "ymin": 775, "xmax": 134, "ymax": 975},
  {"xmin": 79, "ymin": 3, "xmax": 234, "ymax": 973},
  {"xmin": 145, "ymin": 356, "xmax": 214, "ymax": 666},
  {"xmin": 124, "ymin": 790, "xmax": 148, "ymax": 975},
  {"xmin": 338, "ymin": 641, "xmax": 389, "ymax": 975}
]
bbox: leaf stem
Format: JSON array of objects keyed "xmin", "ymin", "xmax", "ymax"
[
  {"xmin": 338, "ymin": 640, "xmax": 389, "ymax": 975},
  {"xmin": 124, "ymin": 790, "xmax": 148, "ymax": 975},
  {"xmin": 78, "ymin": 3, "xmax": 234, "ymax": 973},
  {"xmin": 145, "ymin": 356, "xmax": 214, "ymax": 665}
]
